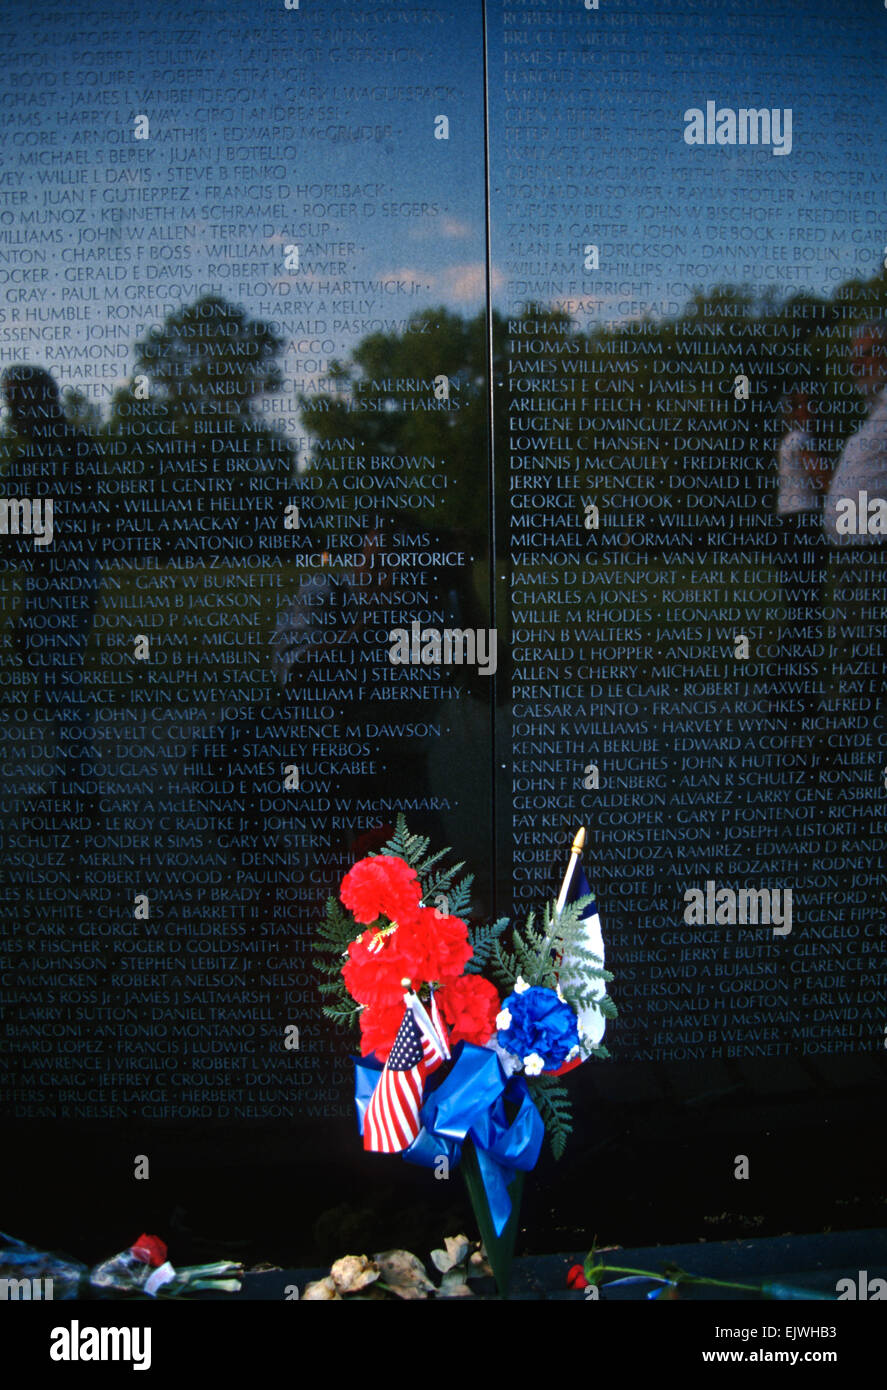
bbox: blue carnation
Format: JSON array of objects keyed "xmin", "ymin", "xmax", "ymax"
[{"xmin": 496, "ymin": 985, "xmax": 580, "ymax": 1072}]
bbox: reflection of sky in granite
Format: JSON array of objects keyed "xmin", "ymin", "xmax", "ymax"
[
  {"xmin": 487, "ymin": 0, "xmax": 887, "ymax": 321},
  {"xmin": 0, "ymin": 0, "xmax": 487, "ymax": 427},
  {"xmin": 0, "ymin": 0, "xmax": 884, "ymax": 422}
]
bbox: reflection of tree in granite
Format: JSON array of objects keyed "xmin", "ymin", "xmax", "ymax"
[
  {"xmin": 285, "ymin": 300, "xmax": 510, "ymax": 897},
  {"xmin": 298, "ymin": 282, "xmax": 886, "ymax": 560},
  {"xmin": 299, "ymin": 305, "xmax": 508, "ymax": 552},
  {"xmin": 0, "ymin": 366, "xmax": 104, "ymax": 845},
  {"xmin": 138, "ymin": 293, "xmax": 285, "ymax": 410},
  {"xmin": 101, "ymin": 295, "xmax": 300, "ymax": 562}
]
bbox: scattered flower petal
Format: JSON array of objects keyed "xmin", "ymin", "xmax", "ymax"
[
  {"xmin": 373, "ymin": 1249, "xmax": 435, "ymax": 1299},
  {"xmin": 430, "ymin": 1234, "xmax": 471, "ymax": 1273},
  {"xmin": 302, "ymin": 1276, "xmax": 342, "ymax": 1300},
  {"xmin": 438, "ymin": 1270, "xmax": 474, "ymax": 1297},
  {"xmin": 330, "ymin": 1254, "xmax": 380, "ymax": 1294}
]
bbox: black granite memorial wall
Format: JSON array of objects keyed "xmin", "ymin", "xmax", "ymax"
[{"xmin": 0, "ymin": 0, "xmax": 884, "ymax": 1263}]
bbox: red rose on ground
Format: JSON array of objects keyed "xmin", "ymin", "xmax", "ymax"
[
  {"xmin": 339, "ymin": 855, "xmax": 422, "ymax": 925},
  {"xmin": 130, "ymin": 1234, "xmax": 167, "ymax": 1267},
  {"xmin": 440, "ymin": 974, "xmax": 500, "ymax": 1047},
  {"xmin": 358, "ymin": 1001, "xmax": 407, "ymax": 1061},
  {"xmin": 566, "ymin": 1264, "xmax": 589, "ymax": 1290}
]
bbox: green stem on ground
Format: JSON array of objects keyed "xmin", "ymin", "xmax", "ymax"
[{"xmin": 585, "ymin": 1261, "xmax": 761, "ymax": 1294}]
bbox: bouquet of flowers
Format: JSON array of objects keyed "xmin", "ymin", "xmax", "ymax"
[
  {"xmin": 0, "ymin": 1231, "xmax": 243, "ymax": 1299},
  {"xmin": 313, "ymin": 816, "xmax": 617, "ymax": 1294}
]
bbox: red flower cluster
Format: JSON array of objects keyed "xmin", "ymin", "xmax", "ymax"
[
  {"xmin": 439, "ymin": 974, "xmax": 500, "ymax": 1049},
  {"xmin": 358, "ymin": 1000, "xmax": 407, "ymax": 1059},
  {"xmin": 340, "ymin": 855, "xmax": 422, "ymax": 926},
  {"xmin": 129, "ymin": 1234, "xmax": 167, "ymax": 1267},
  {"xmin": 338, "ymin": 854, "xmax": 500, "ymax": 1061}
]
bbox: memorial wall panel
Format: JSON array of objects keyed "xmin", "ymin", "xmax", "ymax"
[
  {"xmin": 0, "ymin": 0, "xmax": 494, "ymax": 1129},
  {"xmin": 489, "ymin": 0, "xmax": 887, "ymax": 1062}
]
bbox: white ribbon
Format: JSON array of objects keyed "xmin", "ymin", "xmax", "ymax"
[{"xmin": 144, "ymin": 1261, "xmax": 177, "ymax": 1297}]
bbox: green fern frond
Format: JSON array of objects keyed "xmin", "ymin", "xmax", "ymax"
[
  {"xmin": 445, "ymin": 877, "xmax": 474, "ymax": 920},
  {"xmin": 378, "ymin": 812, "xmax": 411, "ymax": 858},
  {"xmin": 465, "ymin": 916, "xmax": 510, "ymax": 974},
  {"xmin": 378, "ymin": 813, "xmax": 430, "ymax": 865},
  {"xmin": 530, "ymin": 1076, "xmax": 573, "ymax": 1160},
  {"xmin": 322, "ymin": 1001, "xmax": 362, "ymax": 1025},
  {"xmin": 413, "ymin": 846, "xmax": 451, "ymax": 876},
  {"xmin": 316, "ymin": 976, "xmax": 348, "ymax": 995},
  {"xmin": 312, "ymin": 896, "xmax": 362, "ymax": 1031},
  {"xmin": 376, "ymin": 815, "xmax": 476, "ymax": 923},
  {"xmin": 489, "ymin": 936, "xmax": 519, "ymax": 991}
]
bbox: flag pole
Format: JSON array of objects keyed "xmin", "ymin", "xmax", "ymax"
[{"xmin": 555, "ymin": 826, "xmax": 586, "ymax": 918}]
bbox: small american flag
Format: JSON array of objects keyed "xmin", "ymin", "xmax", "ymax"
[
  {"xmin": 427, "ymin": 991, "xmax": 450, "ymax": 1062},
  {"xmin": 413, "ymin": 989, "xmax": 451, "ymax": 1070},
  {"xmin": 363, "ymin": 993, "xmax": 449, "ymax": 1153}
]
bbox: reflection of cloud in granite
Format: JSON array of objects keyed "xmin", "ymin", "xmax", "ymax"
[
  {"xmin": 409, "ymin": 216, "xmax": 475, "ymax": 243},
  {"xmin": 370, "ymin": 262, "xmax": 505, "ymax": 307},
  {"xmin": 442, "ymin": 262, "xmax": 505, "ymax": 304},
  {"xmin": 373, "ymin": 265, "xmax": 432, "ymax": 287},
  {"xmin": 271, "ymin": 273, "xmax": 321, "ymax": 291},
  {"xmin": 440, "ymin": 217, "xmax": 474, "ymax": 240}
]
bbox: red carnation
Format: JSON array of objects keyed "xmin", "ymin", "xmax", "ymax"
[
  {"xmin": 396, "ymin": 907, "xmax": 473, "ymax": 986},
  {"xmin": 129, "ymin": 1234, "xmax": 167, "ymax": 1267},
  {"xmin": 342, "ymin": 932, "xmax": 414, "ymax": 1011},
  {"xmin": 342, "ymin": 910, "xmax": 472, "ymax": 1011},
  {"xmin": 339, "ymin": 855, "xmax": 423, "ymax": 925},
  {"xmin": 440, "ymin": 974, "xmax": 500, "ymax": 1047},
  {"xmin": 358, "ymin": 1001, "xmax": 408, "ymax": 1061}
]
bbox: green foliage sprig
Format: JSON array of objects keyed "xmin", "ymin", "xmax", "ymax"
[
  {"xmin": 480, "ymin": 886, "xmax": 618, "ymax": 1156},
  {"xmin": 463, "ymin": 917, "xmax": 510, "ymax": 975},
  {"xmin": 313, "ymin": 897, "xmax": 363, "ymax": 1027},
  {"xmin": 487, "ymin": 894, "xmax": 617, "ymax": 1054},
  {"xmin": 530, "ymin": 1075, "xmax": 574, "ymax": 1161},
  {"xmin": 377, "ymin": 815, "xmax": 473, "ymax": 919}
]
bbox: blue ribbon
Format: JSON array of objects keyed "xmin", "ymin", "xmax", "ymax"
[{"xmin": 353, "ymin": 1042, "xmax": 544, "ymax": 1237}]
